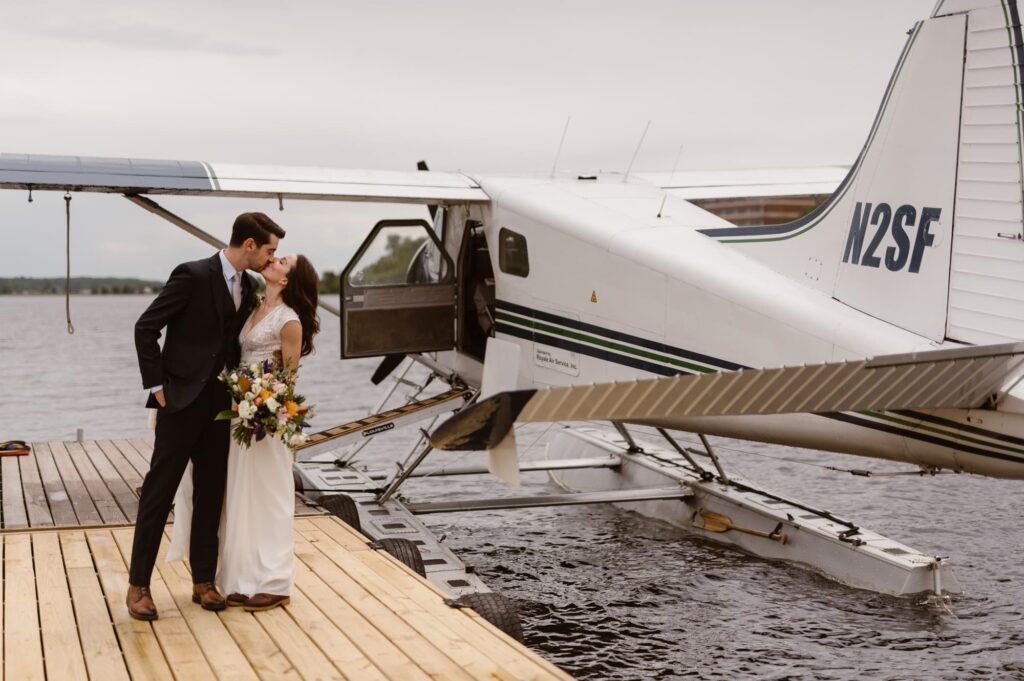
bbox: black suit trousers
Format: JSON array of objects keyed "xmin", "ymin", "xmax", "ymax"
[{"xmin": 129, "ymin": 379, "xmax": 231, "ymax": 586}]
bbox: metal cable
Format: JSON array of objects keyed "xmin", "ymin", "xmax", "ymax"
[{"xmin": 64, "ymin": 191, "xmax": 75, "ymax": 335}]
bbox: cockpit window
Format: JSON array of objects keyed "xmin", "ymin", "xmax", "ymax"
[{"xmin": 498, "ymin": 227, "xmax": 529, "ymax": 277}]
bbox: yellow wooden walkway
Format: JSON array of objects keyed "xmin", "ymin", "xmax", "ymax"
[{"xmin": 0, "ymin": 442, "xmax": 574, "ymax": 680}]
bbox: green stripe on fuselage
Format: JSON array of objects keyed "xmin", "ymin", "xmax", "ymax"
[{"xmin": 495, "ymin": 310, "xmax": 715, "ymax": 375}]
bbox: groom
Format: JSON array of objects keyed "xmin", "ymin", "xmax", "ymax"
[{"xmin": 127, "ymin": 212, "xmax": 285, "ymax": 621}]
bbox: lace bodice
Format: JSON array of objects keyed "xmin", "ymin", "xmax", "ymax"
[{"xmin": 240, "ymin": 304, "xmax": 301, "ymax": 365}]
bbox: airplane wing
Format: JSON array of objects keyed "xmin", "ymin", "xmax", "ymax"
[
  {"xmin": 636, "ymin": 166, "xmax": 848, "ymax": 200},
  {"xmin": 0, "ymin": 152, "xmax": 488, "ymax": 205},
  {"xmin": 429, "ymin": 342, "xmax": 1024, "ymax": 450}
]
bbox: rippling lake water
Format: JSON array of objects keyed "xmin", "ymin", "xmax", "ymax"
[{"xmin": 2, "ymin": 296, "xmax": 1022, "ymax": 680}]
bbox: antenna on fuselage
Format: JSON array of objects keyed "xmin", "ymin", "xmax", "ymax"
[
  {"xmin": 550, "ymin": 116, "xmax": 571, "ymax": 178},
  {"xmin": 657, "ymin": 144, "xmax": 684, "ymax": 218},
  {"xmin": 623, "ymin": 120, "xmax": 651, "ymax": 183}
]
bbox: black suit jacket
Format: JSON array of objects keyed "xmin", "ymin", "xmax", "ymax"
[{"xmin": 135, "ymin": 253, "xmax": 257, "ymax": 413}]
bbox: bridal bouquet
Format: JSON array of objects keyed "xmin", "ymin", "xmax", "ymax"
[{"xmin": 215, "ymin": 359, "xmax": 314, "ymax": 450}]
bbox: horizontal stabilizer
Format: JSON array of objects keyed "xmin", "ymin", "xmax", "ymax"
[
  {"xmin": 0, "ymin": 153, "xmax": 488, "ymax": 205},
  {"xmin": 429, "ymin": 342, "xmax": 1024, "ymax": 450}
]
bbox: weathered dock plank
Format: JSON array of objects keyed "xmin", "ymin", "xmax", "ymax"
[
  {"xmin": 20, "ymin": 444, "xmax": 54, "ymax": 527},
  {"xmin": 82, "ymin": 440, "xmax": 139, "ymax": 520},
  {"xmin": 49, "ymin": 442, "xmax": 103, "ymax": 525},
  {"xmin": 1, "ymin": 454, "xmax": 28, "ymax": 529},
  {"xmin": 0, "ymin": 440, "xmax": 327, "ymax": 529},
  {"xmin": 31, "ymin": 442, "xmax": 78, "ymax": 526}
]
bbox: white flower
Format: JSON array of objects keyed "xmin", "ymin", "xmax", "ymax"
[
  {"xmin": 244, "ymin": 391, "xmax": 255, "ymax": 402},
  {"xmin": 265, "ymin": 397, "xmax": 279, "ymax": 412},
  {"xmin": 230, "ymin": 372, "xmax": 238, "ymax": 382},
  {"xmin": 237, "ymin": 401, "xmax": 254, "ymax": 419}
]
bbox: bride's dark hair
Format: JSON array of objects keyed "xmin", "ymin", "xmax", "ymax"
[{"xmin": 281, "ymin": 254, "xmax": 320, "ymax": 356}]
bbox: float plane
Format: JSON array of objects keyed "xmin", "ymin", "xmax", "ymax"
[{"xmin": 3, "ymin": 0, "xmax": 1022, "ymax": 608}]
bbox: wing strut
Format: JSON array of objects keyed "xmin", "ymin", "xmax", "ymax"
[{"xmin": 123, "ymin": 193, "xmax": 342, "ymax": 317}]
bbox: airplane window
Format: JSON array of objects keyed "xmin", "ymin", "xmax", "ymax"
[
  {"xmin": 349, "ymin": 224, "xmax": 447, "ymax": 287},
  {"xmin": 498, "ymin": 227, "xmax": 529, "ymax": 277}
]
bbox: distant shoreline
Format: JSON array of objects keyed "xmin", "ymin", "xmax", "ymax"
[
  {"xmin": 1, "ymin": 291, "xmax": 158, "ymax": 296},
  {"xmin": 0, "ymin": 277, "xmax": 163, "ymax": 295}
]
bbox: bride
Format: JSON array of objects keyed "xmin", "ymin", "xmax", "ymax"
[{"xmin": 168, "ymin": 253, "xmax": 320, "ymax": 612}]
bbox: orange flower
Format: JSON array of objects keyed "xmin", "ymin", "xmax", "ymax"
[
  {"xmin": 284, "ymin": 400, "xmax": 300, "ymax": 417},
  {"xmin": 259, "ymin": 389, "xmax": 272, "ymax": 401},
  {"xmin": 238, "ymin": 376, "xmax": 251, "ymax": 393}
]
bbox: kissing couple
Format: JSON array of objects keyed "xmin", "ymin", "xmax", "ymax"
[{"xmin": 127, "ymin": 212, "xmax": 321, "ymax": 620}]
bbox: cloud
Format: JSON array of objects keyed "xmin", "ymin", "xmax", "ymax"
[{"xmin": 36, "ymin": 24, "xmax": 279, "ymax": 57}]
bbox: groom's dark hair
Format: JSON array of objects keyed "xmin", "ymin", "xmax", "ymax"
[{"xmin": 229, "ymin": 212, "xmax": 286, "ymax": 247}]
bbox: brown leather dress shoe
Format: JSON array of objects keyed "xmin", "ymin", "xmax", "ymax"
[
  {"xmin": 192, "ymin": 582, "xmax": 227, "ymax": 611},
  {"xmin": 126, "ymin": 584, "xmax": 158, "ymax": 621},
  {"xmin": 242, "ymin": 593, "xmax": 290, "ymax": 611},
  {"xmin": 226, "ymin": 592, "xmax": 249, "ymax": 607}
]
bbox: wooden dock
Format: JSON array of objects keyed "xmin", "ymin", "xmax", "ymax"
[{"xmin": 0, "ymin": 441, "xmax": 573, "ymax": 680}]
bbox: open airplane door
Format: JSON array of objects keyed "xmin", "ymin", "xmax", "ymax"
[{"xmin": 341, "ymin": 219, "xmax": 456, "ymax": 358}]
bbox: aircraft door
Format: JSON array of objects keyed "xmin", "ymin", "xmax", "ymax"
[{"xmin": 341, "ymin": 219, "xmax": 456, "ymax": 358}]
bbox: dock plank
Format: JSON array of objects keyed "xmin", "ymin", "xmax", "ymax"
[
  {"xmin": 96, "ymin": 440, "xmax": 144, "ymax": 492},
  {"xmin": 129, "ymin": 437, "xmax": 155, "ymax": 464},
  {"xmin": 86, "ymin": 528, "xmax": 175, "ymax": 681},
  {"xmin": 33, "ymin": 442, "xmax": 79, "ymax": 526},
  {"xmin": 299, "ymin": 521, "xmax": 506, "ymax": 680},
  {"xmin": 48, "ymin": 442, "xmax": 102, "ymax": 525},
  {"xmin": 66, "ymin": 442, "xmax": 128, "ymax": 525},
  {"xmin": 113, "ymin": 531, "xmax": 219, "ymax": 681},
  {"xmin": 60, "ymin": 532, "xmax": 131, "ymax": 681},
  {"xmin": 20, "ymin": 446, "xmax": 54, "ymax": 527},
  {"xmin": 33, "ymin": 532, "xmax": 89, "ymax": 681},
  {"xmin": 292, "ymin": 558, "xmax": 430, "ymax": 681},
  {"xmin": 3, "ymin": 534, "xmax": 45, "ymax": 681},
  {"xmin": 254, "ymin": 607, "xmax": 345, "ymax": 681},
  {"xmin": 355, "ymin": 540, "xmax": 574, "ymax": 681},
  {"xmin": 110, "ymin": 439, "xmax": 152, "ymax": 482},
  {"xmin": 143, "ymin": 530, "xmax": 261, "ymax": 681},
  {"xmin": 220, "ymin": 605, "xmax": 302, "ymax": 681},
  {"xmin": 82, "ymin": 441, "xmax": 139, "ymax": 521},
  {"xmin": 279, "ymin": 577, "xmax": 390, "ymax": 681},
  {"xmin": 293, "ymin": 526, "xmax": 477, "ymax": 681},
  {"xmin": 1, "ymin": 454, "xmax": 29, "ymax": 529}
]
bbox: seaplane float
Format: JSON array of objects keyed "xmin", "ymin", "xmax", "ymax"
[{"xmin": 3, "ymin": 0, "xmax": 1022, "ymax": 631}]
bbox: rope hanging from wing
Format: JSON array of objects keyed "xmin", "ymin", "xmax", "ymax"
[{"xmin": 64, "ymin": 190, "xmax": 75, "ymax": 335}]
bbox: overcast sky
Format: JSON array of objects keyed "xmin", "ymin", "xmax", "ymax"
[{"xmin": 1, "ymin": 0, "xmax": 936, "ymax": 279}]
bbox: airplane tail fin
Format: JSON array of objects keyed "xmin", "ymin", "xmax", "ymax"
[{"xmin": 702, "ymin": 1, "xmax": 1024, "ymax": 345}]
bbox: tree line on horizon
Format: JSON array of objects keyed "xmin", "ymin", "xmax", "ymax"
[{"xmin": 0, "ymin": 277, "xmax": 165, "ymax": 295}]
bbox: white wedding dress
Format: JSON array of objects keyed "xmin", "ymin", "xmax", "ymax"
[{"xmin": 168, "ymin": 303, "xmax": 300, "ymax": 597}]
